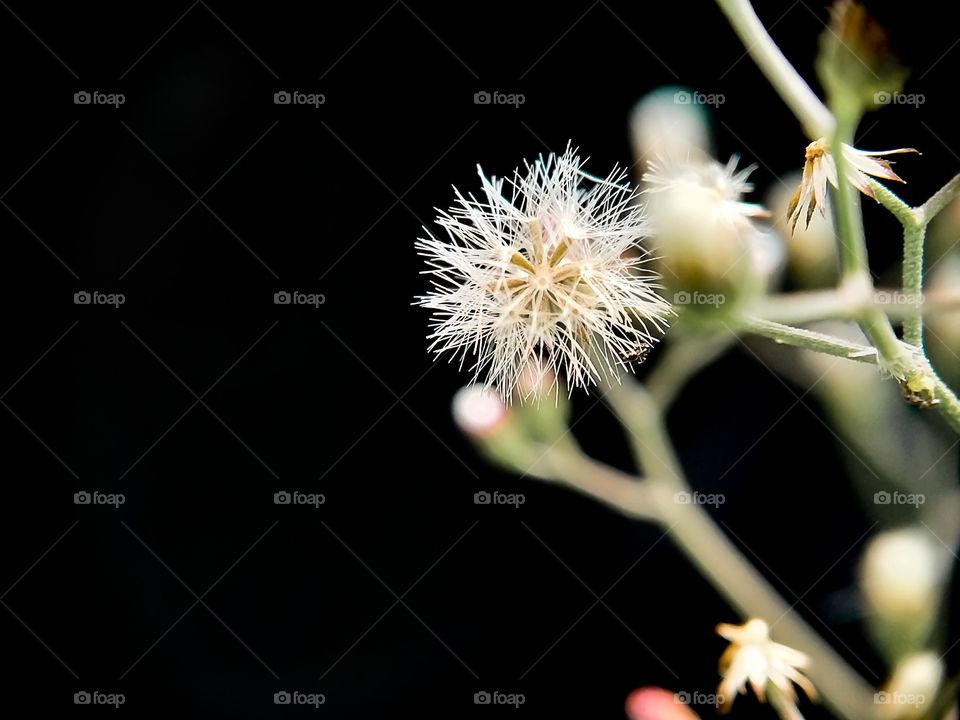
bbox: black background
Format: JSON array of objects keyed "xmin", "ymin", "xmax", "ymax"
[{"xmin": 0, "ymin": 1, "xmax": 957, "ymax": 717}]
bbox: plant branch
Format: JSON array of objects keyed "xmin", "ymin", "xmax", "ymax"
[
  {"xmin": 737, "ymin": 316, "xmax": 878, "ymax": 363},
  {"xmin": 597, "ymin": 375, "xmax": 876, "ymax": 719},
  {"xmin": 713, "ymin": 0, "xmax": 834, "ymax": 139}
]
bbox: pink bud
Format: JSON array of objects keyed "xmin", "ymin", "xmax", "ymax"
[{"xmin": 625, "ymin": 687, "xmax": 702, "ymax": 720}]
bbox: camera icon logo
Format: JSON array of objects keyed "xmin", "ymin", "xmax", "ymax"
[
  {"xmin": 474, "ymin": 91, "xmax": 491, "ymax": 105},
  {"xmin": 874, "ymin": 91, "xmax": 892, "ymax": 105},
  {"xmin": 474, "ymin": 691, "xmax": 492, "ymax": 704},
  {"xmin": 274, "ymin": 91, "xmax": 292, "ymax": 105},
  {"xmin": 74, "ymin": 91, "xmax": 91, "ymax": 105},
  {"xmin": 674, "ymin": 691, "xmax": 691, "ymax": 704},
  {"xmin": 274, "ymin": 291, "xmax": 291, "ymax": 305},
  {"xmin": 74, "ymin": 491, "xmax": 92, "ymax": 505},
  {"xmin": 74, "ymin": 291, "xmax": 91, "ymax": 304},
  {"xmin": 274, "ymin": 491, "xmax": 292, "ymax": 505},
  {"xmin": 674, "ymin": 491, "xmax": 691, "ymax": 504},
  {"xmin": 473, "ymin": 491, "xmax": 491, "ymax": 505},
  {"xmin": 874, "ymin": 490, "xmax": 892, "ymax": 505},
  {"xmin": 673, "ymin": 290, "xmax": 691, "ymax": 305},
  {"xmin": 874, "ymin": 691, "xmax": 891, "ymax": 704},
  {"xmin": 274, "ymin": 691, "xmax": 292, "ymax": 704},
  {"xmin": 674, "ymin": 90, "xmax": 692, "ymax": 104},
  {"xmin": 74, "ymin": 691, "xmax": 92, "ymax": 704}
]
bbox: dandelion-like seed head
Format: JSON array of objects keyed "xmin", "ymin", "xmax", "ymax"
[{"xmin": 417, "ymin": 146, "xmax": 671, "ymax": 399}]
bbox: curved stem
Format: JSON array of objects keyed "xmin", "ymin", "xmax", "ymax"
[
  {"xmin": 918, "ymin": 173, "xmax": 960, "ymax": 225},
  {"xmin": 645, "ymin": 333, "xmax": 734, "ymax": 408},
  {"xmin": 659, "ymin": 498, "xmax": 877, "ymax": 719},
  {"xmin": 535, "ymin": 445, "xmax": 659, "ymax": 521},
  {"xmin": 599, "ymin": 376, "xmax": 876, "ymax": 719},
  {"xmin": 934, "ymin": 378, "xmax": 960, "ymax": 434},
  {"xmin": 713, "ymin": 0, "xmax": 834, "ymax": 139}
]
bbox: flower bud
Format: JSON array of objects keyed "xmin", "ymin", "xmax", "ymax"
[
  {"xmin": 859, "ymin": 528, "xmax": 947, "ymax": 660},
  {"xmin": 453, "ymin": 385, "xmax": 535, "ymax": 472},
  {"xmin": 648, "ymin": 177, "xmax": 763, "ymax": 313},
  {"xmin": 625, "ymin": 687, "xmax": 701, "ymax": 720},
  {"xmin": 876, "ymin": 652, "xmax": 944, "ymax": 720},
  {"xmin": 630, "ymin": 87, "xmax": 712, "ymax": 173}
]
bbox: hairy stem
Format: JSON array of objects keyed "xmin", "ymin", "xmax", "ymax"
[{"xmin": 902, "ymin": 222, "xmax": 927, "ymax": 347}]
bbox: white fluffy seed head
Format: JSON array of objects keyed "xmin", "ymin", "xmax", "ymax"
[{"xmin": 416, "ymin": 146, "xmax": 672, "ymax": 399}]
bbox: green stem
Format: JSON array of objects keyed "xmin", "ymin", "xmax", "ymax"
[
  {"xmin": 535, "ymin": 446, "xmax": 659, "ymax": 521},
  {"xmin": 917, "ymin": 173, "xmax": 960, "ymax": 225},
  {"xmin": 600, "ymin": 376, "xmax": 875, "ymax": 720},
  {"xmin": 645, "ymin": 333, "xmax": 734, "ymax": 408},
  {"xmin": 829, "ymin": 123, "xmax": 870, "ymax": 279},
  {"xmin": 868, "ymin": 179, "xmax": 918, "ymax": 228},
  {"xmin": 713, "ymin": 0, "xmax": 833, "ymax": 139},
  {"xmin": 867, "ymin": 180, "xmax": 926, "ymax": 347},
  {"xmin": 934, "ymin": 378, "xmax": 960, "ymax": 434},
  {"xmin": 738, "ymin": 316, "xmax": 878, "ymax": 363},
  {"xmin": 602, "ymin": 378, "xmax": 684, "ymax": 486},
  {"xmin": 903, "ymin": 223, "xmax": 927, "ymax": 347}
]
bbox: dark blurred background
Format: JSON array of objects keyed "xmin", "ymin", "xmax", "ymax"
[{"xmin": 0, "ymin": 0, "xmax": 956, "ymax": 717}]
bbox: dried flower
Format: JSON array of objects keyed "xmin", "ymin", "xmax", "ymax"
[
  {"xmin": 788, "ymin": 139, "xmax": 917, "ymax": 232},
  {"xmin": 417, "ymin": 147, "xmax": 671, "ymax": 398},
  {"xmin": 716, "ymin": 619, "xmax": 816, "ymax": 717}
]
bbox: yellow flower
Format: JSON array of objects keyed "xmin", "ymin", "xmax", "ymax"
[
  {"xmin": 788, "ymin": 139, "xmax": 917, "ymax": 232},
  {"xmin": 716, "ymin": 619, "xmax": 816, "ymax": 718}
]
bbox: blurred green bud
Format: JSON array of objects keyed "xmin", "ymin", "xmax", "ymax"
[
  {"xmin": 630, "ymin": 86, "xmax": 712, "ymax": 175},
  {"xmin": 644, "ymin": 158, "xmax": 771, "ymax": 317},
  {"xmin": 816, "ymin": 0, "xmax": 906, "ymax": 118},
  {"xmin": 859, "ymin": 528, "xmax": 947, "ymax": 662},
  {"xmin": 877, "ymin": 653, "xmax": 944, "ymax": 720}
]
